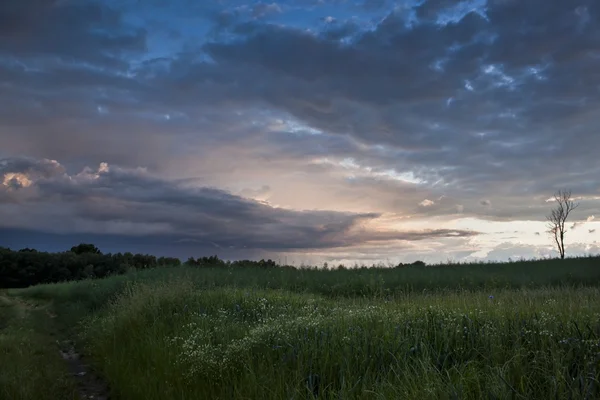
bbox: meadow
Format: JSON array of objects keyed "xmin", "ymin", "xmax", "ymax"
[{"xmin": 1, "ymin": 257, "xmax": 600, "ymax": 399}]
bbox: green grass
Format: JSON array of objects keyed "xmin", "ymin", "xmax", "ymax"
[
  {"xmin": 3, "ymin": 257, "xmax": 600, "ymax": 399},
  {"xmin": 77, "ymin": 282, "xmax": 600, "ymax": 399},
  {"xmin": 0, "ymin": 293, "xmax": 78, "ymax": 400},
  {"xmin": 15, "ymin": 256, "xmax": 600, "ymax": 302}
]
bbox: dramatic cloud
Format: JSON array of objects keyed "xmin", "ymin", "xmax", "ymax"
[
  {"xmin": 1, "ymin": 0, "xmax": 599, "ymax": 262},
  {"xmin": 0, "ymin": 157, "xmax": 478, "ymax": 257}
]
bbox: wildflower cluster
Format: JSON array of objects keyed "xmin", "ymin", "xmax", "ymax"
[{"xmin": 83, "ymin": 283, "xmax": 600, "ymax": 399}]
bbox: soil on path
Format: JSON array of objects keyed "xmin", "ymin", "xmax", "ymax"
[
  {"xmin": 2, "ymin": 293, "xmax": 111, "ymax": 400},
  {"xmin": 58, "ymin": 339, "xmax": 110, "ymax": 400}
]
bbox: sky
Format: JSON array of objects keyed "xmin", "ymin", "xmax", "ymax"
[{"xmin": 1, "ymin": 0, "xmax": 599, "ymax": 265}]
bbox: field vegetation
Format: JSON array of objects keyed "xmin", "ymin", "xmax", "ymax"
[{"xmin": 1, "ymin": 251, "xmax": 599, "ymax": 399}]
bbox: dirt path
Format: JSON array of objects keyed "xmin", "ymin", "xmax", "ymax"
[
  {"xmin": 58, "ymin": 339, "xmax": 110, "ymax": 400},
  {"xmin": 2, "ymin": 294, "xmax": 111, "ymax": 400}
]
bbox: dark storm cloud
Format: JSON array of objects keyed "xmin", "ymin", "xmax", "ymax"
[
  {"xmin": 0, "ymin": 157, "xmax": 478, "ymax": 252},
  {"xmin": 0, "ymin": 0, "xmax": 146, "ymax": 68},
  {"xmin": 1, "ymin": 0, "xmax": 599, "ymax": 259},
  {"xmin": 189, "ymin": 0, "xmax": 600, "ymax": 209},
  {"xmin": 0, "ymin": 156, "xmax": 64, "ymax": 177},
  {"xmin": 0, "ymin": 0, "xmax": 57, "ymax": 37},
  {"xmin": 0, "ymin": 0, "xmax": 153, "ymax": 168}
]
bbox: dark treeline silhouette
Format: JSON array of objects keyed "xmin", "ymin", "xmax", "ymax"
[
  {"xmin": 0, "ymin": 244, "xmax": 430, "ymax": 289},
  {"xmin": 185, "ymin": 256, "xmax": 427, "ymax": 270},
  {"xmin": 0, "ymin": 244, "xmax": 180, "ymax": 288},
  {"xmin": 185, "ymin": 256, "xmax": 282, "ymax": 269},
  {"xmin": 0, "ymin": 245, "xmax": 302, "ymax": 288}
]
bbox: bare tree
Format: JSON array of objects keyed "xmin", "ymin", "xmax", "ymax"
[{"xmin": 546, "ymin": 189, "xmax": 579, "ymax": 259}]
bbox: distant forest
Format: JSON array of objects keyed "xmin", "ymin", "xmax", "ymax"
[
  {"xmin": 0, "ymin": 244, "xmax": 176, "ymax": 288},
  {"xmin": 0, "ymin": 244, "xmax": 298, "ymax": 288},
  {"xmin": 0, "ymin": 244, "xmax": 431, "ymax": 289}
]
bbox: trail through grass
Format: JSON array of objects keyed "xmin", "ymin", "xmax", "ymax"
[{"xmin": 0, "ymin": 292, "xmax": 78, "ymax": 400}]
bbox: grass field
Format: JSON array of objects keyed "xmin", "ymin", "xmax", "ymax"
[
  {"xmin": 0, "ymin": 292, "xmax": 77, "ymax": 400},
  {"xmin": 1, "ymin": 257, "xmax": 600, "ymax": 399}
]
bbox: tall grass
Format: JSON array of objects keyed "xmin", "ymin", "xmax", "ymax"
[
  {"xmin": 6, "ymin": 257, "xmax": 600, "ymax": 399},
  {"xmin": 79, "ymin": 281, "xmax": 600, "ymax": 399},
  {"xmin": 16, "ymin": 256, "xmax": 600, "ymax": 304}
]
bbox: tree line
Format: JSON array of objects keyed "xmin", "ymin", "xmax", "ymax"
[
  {"xmin": 0, "ymin": 244, "xmax": 181, "ymax": 289},
  {"xmin": 0, "ymin": 244, "xmax": 298, "ymax": 289}
]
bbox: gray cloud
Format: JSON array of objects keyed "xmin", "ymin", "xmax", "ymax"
[
  {"xmin": 0, "ymin": 156, "xmax": 65, "ymax": 178},
  {"xmin": 0, "ymin": 1, "xmax": 146, "ymax": 70},
  {"xmin": 251, "ymin": 2, "xmax": 282, "ymax": 18},
  {"xmin": 1, "ymin": 0, "xmax": 600, "ymax": 261},
  {"xmin": 0, "ymin": 157, "xmax": 478, "ymax": 254},
  {"xmin": 194, "ymin": 0, "xmax": 600, "ymax": 199}
]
